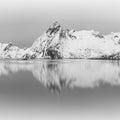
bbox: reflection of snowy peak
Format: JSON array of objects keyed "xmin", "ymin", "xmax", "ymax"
[
  {"xmin": 1, "ymin": 60, "xmax": 120, "ymax": 93},
  {"xmin": 1, "ymin": 21, "xmax": 120, "ymax": 59}
]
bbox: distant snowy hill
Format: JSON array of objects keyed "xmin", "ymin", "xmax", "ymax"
[{"xmin": 1, "ymin": 21, "xmax": 120, "ymax": 60}]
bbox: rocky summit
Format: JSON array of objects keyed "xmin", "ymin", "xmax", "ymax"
[{"xmin": 1, "ymin": 21, "xmax": 120, "ymax": 60}]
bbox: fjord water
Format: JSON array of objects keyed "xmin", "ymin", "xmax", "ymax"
[{"xmin": 0, "ymin": 59, "xmax": 120, "ymax": 120}]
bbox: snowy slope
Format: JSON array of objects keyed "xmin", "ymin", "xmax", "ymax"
[
  {"xmin": 1, "ymin": 21, "xmax": 120, "ymax": 60},
  {"xmin": 0, "ymin": 43, "xmax": 36, "ymax": 60}
]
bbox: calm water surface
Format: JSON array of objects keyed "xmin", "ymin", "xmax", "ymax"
[{"xmin": 0, "ymin": 59, "xmax": 120, "ymax": 120}]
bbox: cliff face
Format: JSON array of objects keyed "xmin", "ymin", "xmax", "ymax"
[{"xmin": 1, "ymin": 21, "xmax": 120, "ymax": 60}]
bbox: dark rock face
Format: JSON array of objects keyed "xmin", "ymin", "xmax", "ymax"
[
  {"xmin": 30, "ymin": 54, "xmax": 36, "ymax": 59},
  {"xmin": 3, "ymin": 43, "xmax": 13, "ymax": 51},
  {"xmin": 101, "ymin": 52, "xmax": 120, "ymax": 60},
  {"xmin": 46, "ymin": 21, "xmax": 61, "ymax": 37},
  {"xmin": 108, "ymin": 53, "xmax": 120, "ymax": 60},
  {"xmin": 113, "ymin": 35, "xmax": 120, "ymax": 44},
  {"xmin": 59, "ymin": 29, "xmax": 67, "ymax": 39},
  {"xmin": 40, "ymin": 22, "xmax": 63, "ymax": 59},
  {"xmin": 21, "ymin": 54, "xmax": 30, "ymax": 60},
  {"xmin": 21, "ymin": 54, "xmax": 36, "ymax": 60},
  {"xmin": 92, "ymin": 32, "xmax": 104, "ymax": 39},
  {"xmin": 46, "ymin": 47, "xmax": 62, "ymax": 59}
]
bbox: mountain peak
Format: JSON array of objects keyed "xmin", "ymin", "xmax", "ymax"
[
  {"xmin": 46, "ymin": 21, "xmax": 61, "ymax": 37},
  {"xmin": 50, "ymin": 21, "xmax": 61, "ymax": 28}
]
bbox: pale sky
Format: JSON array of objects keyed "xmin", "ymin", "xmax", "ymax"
[{"xmin": 0, "ymin": 0, "xmax": 120, "ymax": 47}]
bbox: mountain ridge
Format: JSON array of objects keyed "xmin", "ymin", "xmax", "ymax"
[{"xmin": 1, "ymin": 21, "xmax": 120, "ymax": 60}]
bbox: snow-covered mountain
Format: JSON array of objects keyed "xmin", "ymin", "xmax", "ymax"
[
  {"xmin": 0, "ymin": 43, "xmax": 36, "ymax": 60},
  {"xmin": 1, "ymin": 21, "xmax": 120, "ymax": 60}
]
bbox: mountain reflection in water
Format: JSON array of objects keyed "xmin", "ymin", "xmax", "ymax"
[{"xmin": 0, "ymin": 59, "xmax": 120, "ymax": 93}]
